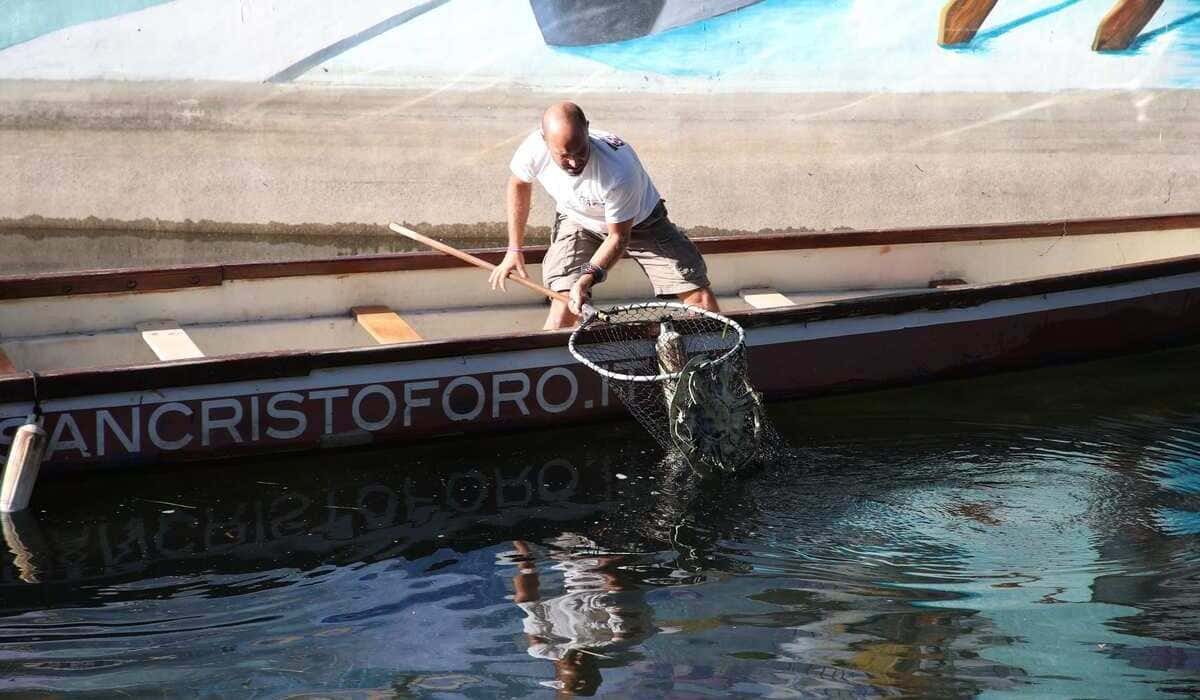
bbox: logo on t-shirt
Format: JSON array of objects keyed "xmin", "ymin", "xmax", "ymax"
[
  {"xmin": 575, "ymin": 192, "xmax": 604, "ymax": 209},
  {"xmin": 599, "ymin": 134, "xmax": 625, "ymax": 151}
]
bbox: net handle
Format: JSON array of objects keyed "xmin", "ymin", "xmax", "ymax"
[
  {"xmin": 568, "ymin": 301, "xmax": 745, "ymax": 383},
  {"xmin": 390, "ymin": 222, "xmax": 599, "ymax": 317}
]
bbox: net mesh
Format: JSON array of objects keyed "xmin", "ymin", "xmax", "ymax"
[{"xmin": 569, "ymin": 302, "xmax": 786, "ymax": 478}]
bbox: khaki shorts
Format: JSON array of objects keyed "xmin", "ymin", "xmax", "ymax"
[{"xmin": 542, "ymin": 201, "xmax": 710, "ymax": 297}]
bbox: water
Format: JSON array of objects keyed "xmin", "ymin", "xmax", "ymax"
[{"xmin": 2, "ymin": 347, "xmax": 1199, "ymax": 697}]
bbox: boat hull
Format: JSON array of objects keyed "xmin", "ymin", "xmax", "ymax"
[{"xmin": 4, "ymin": 264, "xmax": 1198, "ymax": 475}]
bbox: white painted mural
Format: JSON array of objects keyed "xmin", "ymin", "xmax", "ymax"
[{"xmin": 0, "ymin": 0, "xmax": 1197, "ymax": 90}]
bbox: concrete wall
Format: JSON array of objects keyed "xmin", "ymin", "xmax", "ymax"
[{"xmin": 0, "ymin": 1, "xmax": 1198, "ymax": 272}]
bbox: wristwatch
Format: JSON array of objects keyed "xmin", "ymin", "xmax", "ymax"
[{"xmin": 579, "ymin": 262, "xmax": 607, "ymax": 284}]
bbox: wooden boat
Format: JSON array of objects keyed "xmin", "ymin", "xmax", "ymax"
[
  {"xmin": 529, "ymin": 0, "xmax": 764, "ymax": 46},
  {"xmin": 2, "ymin": 212, "xmax": 1199, "ymax": 475}
]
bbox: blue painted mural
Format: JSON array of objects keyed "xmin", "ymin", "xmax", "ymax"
[
  {"xmin": 557, "ymin": 0, "xmax": 843, "ymax": 78},
  {"xmin": 553, "ymin": 0, "xmax": 1200, "ymax": 88},
  {"xmin": 0, "ymin": 0, "xmax": 172, "ymax": 51},
  {"xmin": 528, "ymin": 0, "xmax": 764, "ymax": 46},
  {"xmin": 0, "ymin": 0, "xmax": 1197, "ymax": 89}
]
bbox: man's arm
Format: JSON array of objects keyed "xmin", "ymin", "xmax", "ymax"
[
  {"xmin": 490, "ymin": 176, "xmax": 533, "ymax": 291},
  {"xmin": 569, "ymin": 217, "xmax": 632, "ymax": 315},
  {"xmin": 511, "ymin": 540, "xmax": 540, "ymax": 603},
  {"xmin": 592, "ymin": 219, "xmax": 633, "ymax": 271}
]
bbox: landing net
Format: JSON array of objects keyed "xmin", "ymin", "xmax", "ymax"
[{"xmin": 568, "ymin": 302, "xmax": 785, "ymax": 478}]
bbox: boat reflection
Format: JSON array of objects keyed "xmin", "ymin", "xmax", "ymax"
[{"xmin": 0, "ymin": 426, "xmax": 638, "ymax": 599}]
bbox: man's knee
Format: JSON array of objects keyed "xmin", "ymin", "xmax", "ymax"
[
  {"xmin": 678, "ymin": 286, "xmax": 720, "ymax": 312},
  {"xmin": 543, "ymin": 300, "xmax": 579, "ymax": 330}
]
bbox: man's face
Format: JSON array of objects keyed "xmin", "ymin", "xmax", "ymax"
[
  {"xmin": 555, "ymin": 650, "xmax": 601, "ymax": 695},
  {"xmin": 546, "ymin": 126, "xmax": 590, "ymax": 177}
]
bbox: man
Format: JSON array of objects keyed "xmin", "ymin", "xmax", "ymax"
[
  {"xmin": 489, "ymin": 102, "xmax": 719, "ymax": 330},
  {"xmin": 508, "ymin": 535, "xmax": 655, "ymax": 696}
]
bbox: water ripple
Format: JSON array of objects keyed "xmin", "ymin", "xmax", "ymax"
[{"xmin": 2, "ymin": 348, "xmax": 1200, "ymax": 696}]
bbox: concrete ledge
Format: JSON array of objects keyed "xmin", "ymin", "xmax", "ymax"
[{"xmin": 1, "ymin": 81, "xmax": 1197, "ymax": 274}]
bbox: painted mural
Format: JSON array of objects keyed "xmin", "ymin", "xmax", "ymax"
[
  {"xmin": 527, "ymin": 0, "xmax": 764, "ymax": 46},
  {"xmin": 0, "ymin": 0, "xmax": 172, "ymax": 51},
  {"xmin": 0, "ymin": 0, "xmax": 1196, "ymax": 89}
]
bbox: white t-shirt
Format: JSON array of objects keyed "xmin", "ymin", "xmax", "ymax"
[
  {"xmin": 512, "ymin": 534, "xmax": 653, "ymax": 661},
  {"xmin": 510, "ymin": 128, "xmax": 661, "ymax": 234}
]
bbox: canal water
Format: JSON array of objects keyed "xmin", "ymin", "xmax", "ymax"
[{"xmin": 1, "ymin": 347, "xmax": 1198, "ymax": 698}]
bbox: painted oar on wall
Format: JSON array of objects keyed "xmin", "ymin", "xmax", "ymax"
[{"xmin": 387, "ymin": 222, "xmax": 600, "ymax": 318}]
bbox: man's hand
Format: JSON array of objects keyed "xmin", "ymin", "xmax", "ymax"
[
  {"xmin": 569, "ymin": 274, "xmax": 595, "ymax": 316},
  {"xmin": 489, "ymin": 251, "xmax": 528, "ymax": 291},
  {"xmin": 498, "ymin": 176, "xmax": 533, "ymax": 292}
]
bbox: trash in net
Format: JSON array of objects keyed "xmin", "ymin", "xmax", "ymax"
[{"xmin": 568, "ymin": 302, "xmax": 786, "ymax": 478}]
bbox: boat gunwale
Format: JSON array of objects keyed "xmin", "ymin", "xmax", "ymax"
[
  {"xmin": 2, "ymin": 249, "xmax": 1199, "ymax": 404},
  {"xmin": 1, "ymin": 211, "xmax": 1198, "ymax": 301}
]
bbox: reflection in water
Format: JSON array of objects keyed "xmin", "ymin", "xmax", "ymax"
[
  {"xmin": 507, "ymin": 535, "xmax": 654, "ymax": 696},
  {"xmin": 0, "ymin": 347, "xmax": 1199, "ymax": 696},
  {"xmin": 1, "ymin": 511, "xmax": 45, "ymax": 584}
]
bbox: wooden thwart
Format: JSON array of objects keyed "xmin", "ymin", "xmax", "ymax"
[
  {"xmin": 739, "ymin": 288, "xmax": 797, "ymax": 310},
  {"xmin": 352, "ymin": 306, "xmax": 424, "ymax": 344},
  {"xmin": 1093, "ymin": 0, "xmax": 1163, "ymax": 50},
  {"xmin": 938, "ymin": 0, "xmax": 999, "ymax": 45},
  {"xmin": 136, "ymin": 320, "xmax": 205, "ymax": 361}
]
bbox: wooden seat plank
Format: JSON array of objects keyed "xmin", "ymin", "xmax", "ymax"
[
  {"xmin": 739, "ymin": 288, "xmax": 796, "ymax": 310},
  {"xmin": 352, "ymin": 305, "xmax": 424, "ymax": 344},
  {"xmin": 136, "ymin": 320, "xmax": 205, "ymax": 361}
]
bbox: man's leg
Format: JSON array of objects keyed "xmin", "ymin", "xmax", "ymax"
[
  {"xmin": 627, "ymin": 204, "xmax": 715, "ymax": 309},
  {"xmin": 541, "ymin": 214, "xmax": 599, "ymax": 330},
  {"xmin": 543, "ymin": 300, "xmax": 579, "ymax": 330},
  {"xmin": 677, "ymin": 286, "xmax": 720, "ymax": 312}
]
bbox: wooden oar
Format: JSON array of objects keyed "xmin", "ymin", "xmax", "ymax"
[{"xmin": 388, "ymin": 222, "xmax": 600, "ymax": 317}]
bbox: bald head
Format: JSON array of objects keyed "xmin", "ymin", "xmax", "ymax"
[
  {"xmin": 542, "ymin": 102, "xmax": 591, "ymax": 176},
  {"xmin": 542, "ymin": 101, "xmax": 587, "ymax": 135}
]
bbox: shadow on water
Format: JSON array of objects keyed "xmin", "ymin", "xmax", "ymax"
[{"xmin": 1, "ymin": 346, "xmax": 1200, "ymax": 696}]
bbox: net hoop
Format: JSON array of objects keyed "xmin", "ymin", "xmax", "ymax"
[{"xmin": 568, "ymin": 301, "xmax": 746, "ymax": 383}]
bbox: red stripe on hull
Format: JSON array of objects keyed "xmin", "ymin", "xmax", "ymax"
[{"xmin": 748, "ymin": 284, "xmax": 1200, "ymax": 398}]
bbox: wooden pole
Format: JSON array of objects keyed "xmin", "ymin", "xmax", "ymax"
[
  {"xmin": 389, "ymin": 222, "xmax": 611, "ymax": 320},
  {"xmin": 939, "ymin": 0, "xmax": 1000, "ymax": 45},
  {"xmin": 1093, "ymin": 0, "xmax": 1164, "ymax": 50},
  {"xmin": 1, "ymin": 422, "xmax": 47, "ymax": 513},
  {"xmin": 389, "ymin": 222, "xmax": 571, "ymax": 304},
  {"xmin": 386, "ymin": 222, "xmax": 568, "ymax": 303}
]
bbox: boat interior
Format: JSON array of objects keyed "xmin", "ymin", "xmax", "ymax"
[{"xmin": 2, "ymin": 220, "xmax": 1198, "ymax": 374}]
